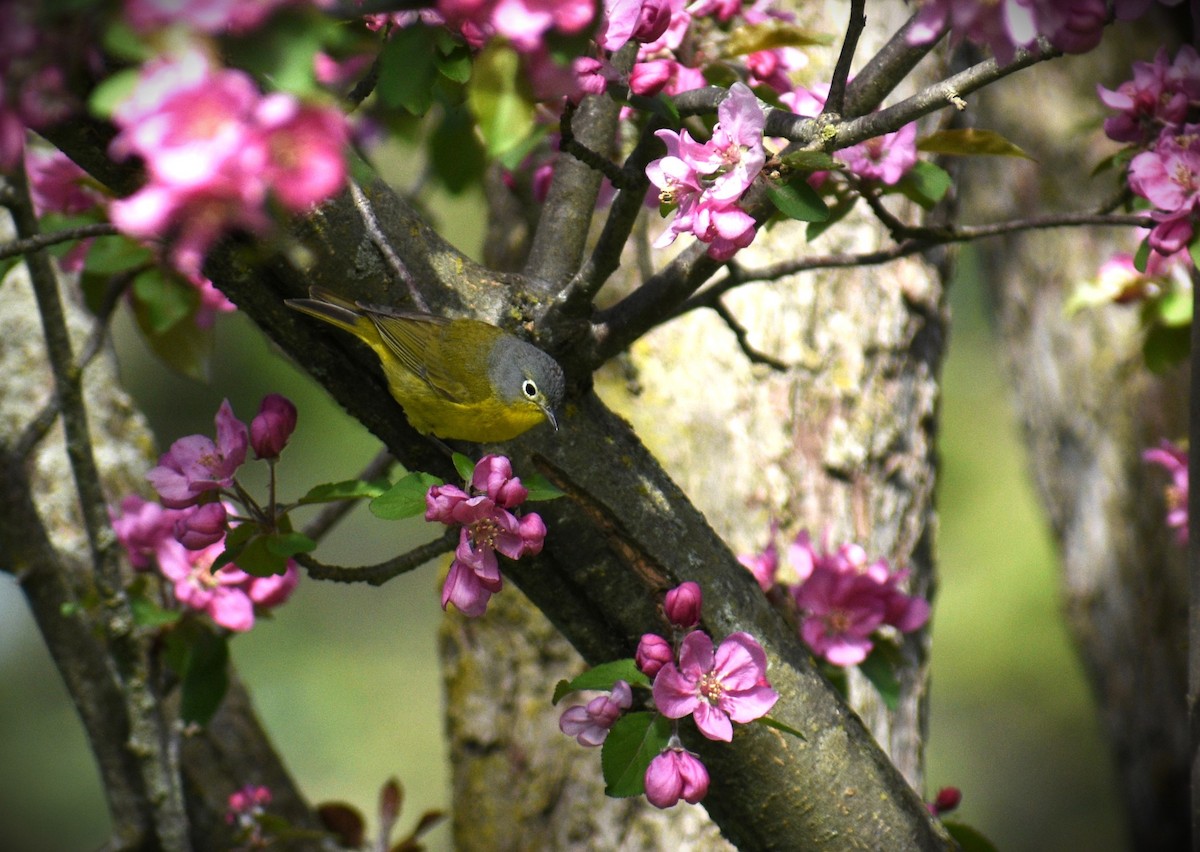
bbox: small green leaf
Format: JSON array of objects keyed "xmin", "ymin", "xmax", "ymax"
[
  {"xmin": 452, "ymin": 452, "xmax": 476, "ymax": 483},
  {"xmin": 436, "ymin": 41, "xmax": 473, "ymax": 84},
  {"xmin": 466, "ymin": 42, "xmax": 537, "ymax": 162},
  {"xmin": 755, "ymin": 714, "xmax": 806, "ymax": 741},
  {"xmin": 369, "ymin": 472, "xmax": 444, "ymax": 520},
  {"xmin": 299, "ymin": 478, "xmax": 388, "ymax": 505},
  {"xmin": 627, "ymin": 93, "xmax": 679, "ymax": 124},
  {"xmin": 916, "ymin": 128, "xmax": 1033, "ymax": 160},
  {"xmin": 943, "ymin": 821, "xmax": 1001, "ymax": 852},
  {"xmin": 521, "ymin": 473, "xmax": 565, "ymax": 502},
  {"xmin": 893, "ymin": 160, "xmax": 952, "ymax": 209},
  {"xmin": 130, "ymin": 593, "xmax": 181, "ymax": 628},
  {"xmin": 179, "ymin": 627, "xmax": 230, "ymax": 726},
  {"xmin": 767, "ymin": 180, "xmax": 831, "ymax": 222},
  {"xmin": 1143, "ymin": 323, "xmax": 1190, "ymax": 373},
  {"xmin": 265, "ymin": 531, "xmax": 316, "ymax": 558},
  {"xmin": 601, "ymin": 712, "xmax": 672, "ymax": 798},
  {"xmin": 88, "ymin": 67, "xmax": 140, "ymax": 118},
  {"xmin": 552, "ymin": 659, "xmax": 651, "ymax": 704},
  {"xmin": 1189, "ymin": 233, "xmax": 1200, "ymax": 272},
  {"xmin": 858, "ymin": 645, "xmax": 901, "ymax": 711},
  {"xmin": 1133, "ymin": 236, "xmax": 1151, "ymax": 273},
  {"xmin": 1156, "ymin": 288, "xmax": 1193, "ymax": 327},
  {"xmin": 378, "ymin": 25, "xmax": 440, "ymax": 115},
  {"xmin": 231, "ymin": 533, "xmax": 294, "ymax": 577}
]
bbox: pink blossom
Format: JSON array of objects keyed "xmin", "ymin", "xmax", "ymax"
[
  {"xmin": 1144, "ymin": 440, "xmax": 1188, "ymax": 545},
  {"xmin": 652, "ymin": 631, "xmax": 779, "ymax": 742},
  {"xmin": 426, "ymin": 455, "xmax": 546, "ymax": 617},
  {"xmin": 226, "ymin": 784, "xmax": 271, "ymax": 821},
  {"xmin": 907, "ymin": 0, "xmax": 1036, "ymax": 65},
  {"xmin": 783, "ymin": 530, "xmax": 929, "ymax": 665},
  {"xmin": 1128, "ymin": 128, "xmax": 1200, "ymax": 254},
  {"xmin": 745, "ymin": 47, "xmax": 806, "ymax": 95},
  {"xmin": 737, "ymin": 540, "xmax": 777, "ymax": 592},
  {"xmin": 927, "ymin": 786, "xmax": 963, "ymax": 817},
  {"xmin": 644, "ymin": 745, "xmax": 709, "ymax": 808},
  {"xmin": 123, "ymin": 0, "xmax": 295, "ymax": 33},
  {"xmin": 840, "ymin": 122, "xmax": 918, "ymax": 185},
  {"xmin": 599, "ymin": 0, "xmax": 674, "ymax": 52},
  {"xmin": 25, "ymin": 147, "xmax": 104, "ymax": 215},
  {"xmin": 255, "ymin": 95, "xmax": 349, "ymax": 212},
  {"xmin": 1098, "ymin": 47, "xmax": 1200, "ymax": 144},
  {"xmin": 146, "ymin": 399, "xmax": 249, "ymax": 508},
  {"xmin": 249, "ymin": 393, "xmax": 297, "ymax": 460},
  {"xmin": 647, "ymin": 83, "xmax": 765, "ymax": 259},
  {"xmin": 664, "ymin": 581, "xmax": 702, "ymax": 628},
  {"xmin": 687, "ymin": 0, "xmax": 742, "ymax": 23},
  {"xmin": 558, "ymin": 680, "xmax": 633, "ymax": 746},
  {"xmin": 111, "ymin": 494, "xmax": 186, "ymax": 570},
  {"xmin": 157, "ymin": 539, "xmax": 255, "ymax": 631},
  {"xmin": 636, "ymin": 633, "xmax": 674, "ymax": 676},
  {"xmin": 1030, "ymin": 0, "xmax": 1107, "ymax": 55},
  {"xmin": 174, "ymin": 502, "xmax": 229, "ymax": 550}
]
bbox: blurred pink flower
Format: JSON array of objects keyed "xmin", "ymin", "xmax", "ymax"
[{"xmin": 558, "ymin": 680, "xmax": 632, "ymax": 746}]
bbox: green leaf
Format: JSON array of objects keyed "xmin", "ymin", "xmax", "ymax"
[
  {"xmin": 552, "ymin": 659, "xmax": 651, "ymax": 704},
  {"xmin": 436, "ymin": 40, "xmax": 473, "ymax": 84},
  {"xmin": 452, "ymin": 452, "xmax": 476, "ymax": 483},
  {"xmin": 521, "ymin": 473, "xmax": 565, "ymax": 502},
  {"xmin": 234, "ymin": 533, "xmax": 298, "ymax": 577},
  {"xmin": 1142, "ymin": 323, "xmax": 1190, "ymax": 373},
  {"xmin": 88, "ymin": 67, "xmax": 139, "ymax": 118},
  {"xmin": 755, "ymin": 714, "xmax": 806, "ymax": 741},
  {"xmin": 80, "ymin": 232, "xmax": 152, "ymax": 275},
  {"xmin": 466, "ymin": 42, "xmax": 537, "ymax": 162},
  {"xmin": 767, "ymin": 180, "xmax": 830, "ymax": 222},
  {"xmin": 627, "ymin": 93, "xmax": 679, "ymax": 124},
  {"xmin": 299, "ymin": 478, "xmax": 388, "ymax": 505},
  {"xmin": 943, "ymin": 821, "xmax": 1002, "ymax": 852},
  {"xmin": 369, "ymin": 472, "xmax": 444, "ymax": 520},
  {"xmin": 892, "ymin": 160, "xmax": 951, "ymax": 209},
  {"xmin": 429, "ymin": 106, "xmax": 487, "ymax": 195},
  {"xmin": 129, "ymin": 269, "xmax": 215, "ymax": 380},
  {"xmin": 1156, "ymin": 288, "xmax": 1193, "ymax": 327},
  {"xmin": 1133, "ymin": 236, "xmax": 1151, "ymax": 273},
  {"xmin": 1189, "ymin": 233, "xmax": 1200, "ymax": 272},
  {"xmin": 265, "ymin": 531, "xmax": 316, "ymax": 558},
  {"xmin": 178, "ymin": 627, "xmax": 230, "ymax": 726},
  {"xmin": 724, "ymin": 20, "xmax": 835, "ymax": 56},
  {"xmin": 129, "ymin": 593, "xmax": 181, "ymax": 628},
  {"xmin": 916, "ymin": 128, "xmax": 1033, "ymax": 160},
  {"xmin": 378, "ymin": 25, "xmax": 440, "ymax": 115},
  {"xmin": 601, "ymin": 712, "xmax": 672, "ymax": 798},
  {"xmin": 858, "ymin": 645, "xmax": 901, "ymax": 711}
]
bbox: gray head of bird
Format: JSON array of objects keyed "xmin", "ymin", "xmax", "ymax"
[{"xmin": 487, "ymin": 335, "xmax": 566, "ymax": 429}]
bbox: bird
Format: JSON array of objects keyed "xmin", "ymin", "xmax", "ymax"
[{"xmin": 285, "ymin": 287, "xmax": 565, "ymax": 443}]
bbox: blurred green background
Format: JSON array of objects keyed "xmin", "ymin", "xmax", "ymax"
[{"xmin": 0, "ymin": 175, "xmax": 1123, "ymax": 849}]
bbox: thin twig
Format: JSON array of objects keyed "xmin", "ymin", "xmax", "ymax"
[
  {"xmin": 843, "ymin": 12, "xmax": 939, "ymax": 117},
  {"xmin": 301, "ymin": 448, "xmax": 396, "ymax": 542},
  {"xmin": 349, "ymin": 180, "xmax": 429, "ymax": 310},
  {"xmin": 560, "ymin": 99, "xmax": 639, "ymax": 190},
  {"xmin": 0, "ymin": 222, "xmax": 120, "ymax": 261},
  {"xmin": 712, "ymin": 299, "xmax": 789, "ymax": 371},
  {"xmin": 296, "ymin": 525, "xmax": 457, "ymax": 586},
  {"xmin": 824, "ymin": 0, "xmax": 866, "ymax": 117}
]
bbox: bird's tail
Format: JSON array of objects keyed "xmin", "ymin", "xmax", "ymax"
[{"xmin": 285, "ymin": 286, "xmax": 370, "ymax": 338}]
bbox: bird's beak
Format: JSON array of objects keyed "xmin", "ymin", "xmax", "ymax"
[{"xmin": 540, "ymin": 404, "xmax": 559, "ymax": 432}]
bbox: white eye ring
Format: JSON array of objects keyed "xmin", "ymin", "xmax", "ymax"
[{"xmin": 522, "ymin": 379, "xmax": 538, "ymax": 399}]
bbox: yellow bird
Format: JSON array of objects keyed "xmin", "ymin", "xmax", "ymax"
[{"xmin": 286, "ymin": 287, "xmax": 565, "ymax": 443}]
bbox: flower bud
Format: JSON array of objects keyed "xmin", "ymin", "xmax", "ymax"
[
  {"xmin": 664, "ymin": 581, "xmax": 702, "ymax": 628},
  {"xmin": 929, "ymin": 786, "xmax": 962, "ymax": 816},
  {"xmin": 644, "ymin": 747, "xmax": 708, "ymax": 809},
  {"xmin": 636, "ymin": 633, "xmax": 673, "ymax": 677},
  {"xmin": 174, "ymin": 502, "xmax": 228, "ymax": 550},
  {"xmin": 250, "ymin": 394, "xmax": 297, "ymax": 459}
]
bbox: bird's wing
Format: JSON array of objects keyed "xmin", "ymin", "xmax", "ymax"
[{"xmin": 367, "ymin": 310, "xmax": 474, "ymax": 403}]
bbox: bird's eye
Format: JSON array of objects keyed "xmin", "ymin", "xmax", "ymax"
[{"xmin": 522, "ymin": 379, "xmax": 538, "ymax": 399}]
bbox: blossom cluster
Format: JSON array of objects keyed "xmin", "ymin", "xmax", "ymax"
[
  {"xmin": 1099, "ymin": 45, "xmax": 1200, "ymax": 258},
  {"xmin": 646, "ymin": 83, "xmax": 766, "ymax": 260},
  {"xmin": 740, "ymin": 529, "xmax": 930, "ymax": 667},
  {"xmin": 558, "ymin": 581, "xmax": 779, "ymax": 809},
  {"xmin": 108, "ymin": 48, "xmax": 349, "ymax": 279},
  {"xmin": 425, "ymin": 455, "xmax": 547, "ymax": 617},
  {"xmin": 1144, "ymin": 440, "xmax": 1188, "ymax": 545},
  {"xmin": 111, "ymin": 395, "xmax": 300, "ymax": 632}
]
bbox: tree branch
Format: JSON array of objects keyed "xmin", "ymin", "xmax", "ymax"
[
  {"xmin": 843, "ymin": 12, "xmax": 940, "ymax": 117},
  {"xmin": 296, "ymin": 526, "xmax": 457, "ymax": 585},
  {"xmin": 0, "ymin": 221, "xmax": 119, "ymax": 260},
  {"xmin": 824, "ymin": 0, "xmax": 866, "ymax": 117}
]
